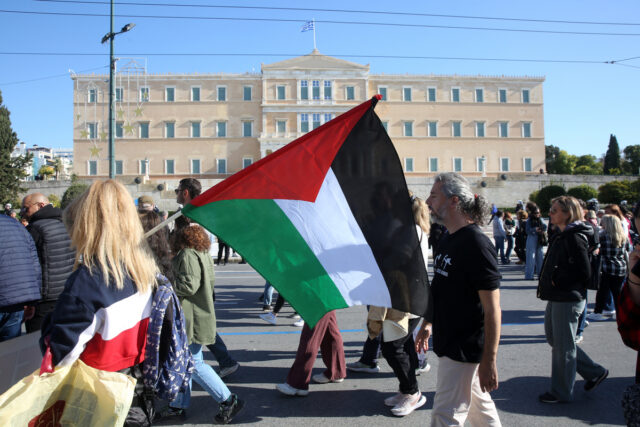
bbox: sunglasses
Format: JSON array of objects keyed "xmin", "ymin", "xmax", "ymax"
[{"xmin": 174, "ymin": 188, "xmax": 182, "ymax": 194}]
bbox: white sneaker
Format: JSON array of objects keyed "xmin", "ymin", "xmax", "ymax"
[
  {"xmin": 312, "ymin": 373, "xmax": 344, "ymax": 384},
  {"xmin": 276, "ymin": 382, "xmax": 309, "ymax": 396},
  {"xmin": 586, "ymin": 312, "xmax": 608, "ymax": 321},
  {"xmin": 602, "ymin": 309, "xmax": 616, "ymax": 316},
  {"xmin": 575, "ymin": 334, "xmax": 584, "ymax": 344},
  {"xmin": 391, "ymin": 391, "xmax": 426, "ymax": 417},
  {"xmin": 384, "ymin": 392, "xmax": 403, "ymax": 407},
  {"xmin": 416, "ymin": 361, "xmax": 431, "ymax": 376},
  {"xmin": 259, "ymin": 312, "xmax": 277, "ymax": 325},
  {"xmin": 293, "ymin": 319, "xmax": 305, "ymax": 327},
  {"xmin": 347, "ymin": 361, "xmax": 380, "ymax": 374}
]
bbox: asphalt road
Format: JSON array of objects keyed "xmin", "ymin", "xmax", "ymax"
[{"xmin": 159, "ymin": 256, "xmax": 634, "ymax": 426}]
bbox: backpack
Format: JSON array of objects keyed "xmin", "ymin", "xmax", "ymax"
[{"xmin": 143, "ymin": 275, "xmax": 194, "ymax": 402}]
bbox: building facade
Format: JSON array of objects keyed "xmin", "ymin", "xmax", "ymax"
[{"xmin": 72, "ymin": 51, "xmax": 545, "ymax": 179}]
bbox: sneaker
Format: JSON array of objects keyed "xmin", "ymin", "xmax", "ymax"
[
  {"xmin": 602, "ymin": 309, "xmax": 616, "ymax": 316},
  {"xmin": 575, "ymin": 334, "xmax": 584, "ymax": 344},
  {"xmin": 585, "ymin": 320, "xmax": 590, "ymax": 327},
  {"xmin": 276, "ymin": 382, "xmax": 309, "ymax": 396},
  {"xmin": 292, "ymin": 319, "xmax": 305, "ymax": 327},
  {"xmin": 312, "ymin": 373, "xmax": 345, "ymax": 384},
  {"xmin": 586, "ymin": 312, "xmax": 608, "ymax": 321},
  {"xmin": 384, "ymin": 392, "xmax": 403, "ymax": 407},
  {"xmin": 154, "ymin": 406, "xmax": 186, "ymax": 422},
  {"xmin": 289, "ymin": 313, "xmax": 301, "ymax": 319},
  {"xmin": 416, "ymin": 360, "xmax": 431, "ymax": 376},
  {"xmin": 584, "ymin": 369, "xmax": 609, "ymax": 391},
  {"xmin": 538, "ymin": 392, "xmax": 559, "ymax": 403},
  {"xmin": 262, "ymin": 305, "xmax": 272, "ymax": 312},
  {"xmin": 219, "ymin": 362, "xmax": 239, "ymax": 379},
  {"xmin": 390, "ymin": 391, "xmax": 426, "ymax": 417},
  {"xmin": 214, "ymin": 394, "xmax": 244, "ymax": 424},
  {"xmin": 347, "ymin": 361, "xmax": 380, "ymax": 373},
  {"xmin": 259, "ymin": 312, "xmax": 277, "ymax": 325}
]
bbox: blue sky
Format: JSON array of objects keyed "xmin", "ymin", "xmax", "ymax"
[{"xmin": 1, "ymin": 0, "xmax": 639, "ymax": 156}]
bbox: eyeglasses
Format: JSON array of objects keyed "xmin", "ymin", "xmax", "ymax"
[{"xmin": 174, "ymin": 188, "xmax": 182, "ymax": 194}]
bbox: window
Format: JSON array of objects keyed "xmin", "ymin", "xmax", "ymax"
[
  {"xmin": 165, "ymin": 122, "xmax": 175, "ymax": 138},
  {"xmin": 243, "ymin": 158, "xmax": 253, "ymax": 169},
  {"xmin": 165, "ymin": 159, "xmax": 175, "ymax": 175},
  {"xmin": 191, "ymin": 159, "xmax": 201, "ymax": 174},
  {"xmin": 429, "ymin": 158, "xmax": 439, "ymax": 172},
  {"xmin": 140, "ymin": 87, "xmax": 149, "ymax": 102},
  {"xmin": 522, "ymin": 89, "xmax": 530, "ymax": 103},
  {"xmin": 115, "ymin": 122, "xmax": 123, "ymax": 138},
  {"xmin": 524, "ymin": 157, "xmax": 533, "ymax": 172},
  {"xmin": 189, "ymin": 86, "xmax": 199, "ymax": 102},
  {"xmin": 403, "ymin": 87, "xmax": 412, "ymax": 102},
  {"xmin": 217, "ymin": 158, "xmax": 227, "ymax": 174},
  {"xmin": 324, "ymin": 114, "xmax": 332, "ymax": 123},
  {"xmin": 312, "ymin": 114, "xmax": 321, "ymax": 130},
  {"xmin": 88, "ymin": 160, "xmax": 97, "ymax": 176},
  {"xmin": 312, "ymin": 80, "xmax": 320, "ymax": 100},
  {"xmin": 324, "ymin": 81, "xmax": 332, "ymax": 100},
  {"xmin": 501, "ymin": 158, "xmax": 510, "ymax": 172},
  {"xmin": 453, "ymin": 157, "xmax": 462, "ymax": 172},
  {"xmin": 243, "ymin": 86, "xmax": 252, "ymax": 101},
  {"xmin": 403, "ymin": 121, "xmax": 413, "ymax": 137},
  {"xmin": 382, "ymin": 121, "xmax": 388, "ymax": 132},
  {"xmin": 217, "ymin": 86, "xmax": 226, "ymax": 101},
  {"xmin": 405, "ymin": 158, "xmax": 414, "ymax": 172},
  {"xmin": 452, "ymin": 121, "xmax": 461, "ymax": 137},
  {"xmin": 451, "ymin": 87, "xmax": 460, "ymax": 102},
  {"xmin": 166, "ymin": 87, "xmax": 175, "ymax": 102},
  {"xmin": 300, "ymin": 114, "xmax": 309, "ymax": 132},
  {"xmin": 115, "ymin": 87, "xmax": 123, "ymax": 102},
  {"xmin": 477, "ymin": 157, "xmax": 485, "ymax": 172},
  {"xmin": 139, "ymin": 159, "xmax": 148, "ymax": 175},
  {"xmin": 499, "ymin": 121, "xmax": 509, "ymax": 138},
  {"xmin": 115, "ymin": 160, "xmax": 123, "ymax": 175},
  {"xmin": 427, "ymin": 87, "xmax": 436, "ymax": 102},
  {"xmin": 428, "ymin": 121, "xmax": 438, "ymax": 137},
  {"xmin": 475, "ymin": 88, "xmax": 484, "ymax": 103},
  {"xmin": 242, "ymin": 121, "xmax": 253, "ymax": 137},
  {"xmin": 346, "ymin": 86, "xmax": 355, "ymax": 100},
  {"xmin": 87, "ymin": 122, "xmax": 97, "ymax": 139},
  {"xmin": 139, "ymin": 122, "xmax": 149, "ymax": 139},
  {"xmin": 378, "ymin": 86, "xmax": 387, "ymax": 101},
  {"xmin": 191, "ymin": 121, "xmax": 201, "ymax": 138},
  {"xmin": 216, "ymin": 121, "xmax": 227, "ymax": 137},
  {"xmin": 300, "ymin": 80, "xmax": 309, "ymax": 100},
  {"xmin": 88, "ymin": 89, "xmax": 97, "ymax": 103},
  {"xmin": 276, "ymin": 120, "xmax": 286, "ymax": 135},
  {"xmin": 522, "ymin": 122, "xmax": 532, "ymax": 138},
  {"xmin": 476, "ymin": 121, "xmax": 485, "ymax": 137},
  {"xmin": 276, "ymin": 85, "xmax": 285, "ymax": 100},
  {"xmin": 499, "ymin": 89, "xmax": 507, "ymax": 103}
]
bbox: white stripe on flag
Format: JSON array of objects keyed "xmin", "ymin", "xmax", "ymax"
[
  {"xmin": 301, "ymin": 21, "xmax": 314, "ymax": 32},
  {"xmin": 275, "ymin": 169, "xmax": 392, "ymax": 308}
]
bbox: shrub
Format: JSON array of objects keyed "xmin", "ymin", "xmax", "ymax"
[
  {"xmin": 48, "ymin": 194, "xmax": 61, "ymax": 208},
  {"xmin": 567, "ymin": 185, "xmax": 598, "ymax": 202},
  {"xmin": 535, "ymin": 185, "xmax": 566, "ymax": 214},
  {"xmin": 597, "ymin": 181, "xmax": 634, "ymax": 204},
  {"xmin": 61, "ymin": 183, "xmax": 89, "ymax": 210}
]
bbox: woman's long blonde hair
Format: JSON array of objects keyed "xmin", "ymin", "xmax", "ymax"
[
  {"xmin": 601, "ymin": 214, "xmax": 626, "ymax": 248},
  {"xmin": 413, "ymin": 197, "xmax": 430, "ymax": 234},
  {"xmin": 64, "ymin": 180, "xmax": 158, "ymax": 292}
]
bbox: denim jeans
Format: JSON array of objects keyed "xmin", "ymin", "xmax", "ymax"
[
  {"xmin": 206, "ymin": 333, "xmax": 237, "ymax": 368},
  {"xmin": 505, "ymin": 235, "xmax": 514, "ymax": 259},
  {"xmin": 525, "ymin": 236, "xmax": 544, "ymax": 280},
  {"xmin": 171, "ymin": 343, "xmax": 231, "ymax": 408},
  {"xmin": 0, "ymin": 309, "xmax": 23, "ymax": 342},
  {"xmin": 544, "ymin": 300, "xmax": 606, "ymax": 401},
  {"xmin": 263, "ymin": 282, "xmax": 274, "ymax": 307},
  {"xmin": 494, "ymin": 236, "xmax": 506, "ymax": 263}
]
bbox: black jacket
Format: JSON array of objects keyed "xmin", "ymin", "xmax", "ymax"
[
  {"xmin": 27, "ymin": 204, "xmax": 75, "ymax": 302},
  {"xmin": 537, "ymin": 222, "xmax": 592, "ymax": 302}
]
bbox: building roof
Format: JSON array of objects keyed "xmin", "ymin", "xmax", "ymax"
[{"xmin": 262, "ymin": 49, "xmax": 370, "ymax": 72}]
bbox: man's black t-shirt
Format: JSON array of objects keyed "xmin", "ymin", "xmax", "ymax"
[{"xmin": 431, "ymin": 223, "xmax": 501, "ymax": 363}]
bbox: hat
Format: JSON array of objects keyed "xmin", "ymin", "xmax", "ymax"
[
  {"xmin": 137, "ymin": 195, "xmax": 154, "ymax": 211},
  {"xmin": 5, "ymin": 203, "xmax": 11, "ymax": 209}
]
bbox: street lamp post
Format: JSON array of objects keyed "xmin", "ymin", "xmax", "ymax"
[{"xmin": 101, "ymin": 0, "xmax": 134, "ymax": 179}]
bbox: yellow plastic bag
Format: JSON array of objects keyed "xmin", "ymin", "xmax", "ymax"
[{"xmin": 0, "ymin": 359, "xmax": 136, "ymax": 426}]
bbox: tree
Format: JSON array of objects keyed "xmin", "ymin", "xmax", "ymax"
[
  {"xmin": 545, "ymin": 145, "xmax": 576, "ymax": 174},
  {"xmin": 0, "ymin": 90, "xmax": 32, "ymax": 205},
  {"xmin": 598, "ymin": 181, "xmax": 634, "ymax": 204},
  {"xmin": 533, "ymin": 185, "xmax": 566, "ymax": 214},
  {"xmin": 622, "ymin": 145, "xmax": 640, "ymax": 175},
  {"xmin": 38, "ymin": 165, "xmax": 54, "ymax": 180},
  {"xmin": 567, "ymin": 185, "xmax": 598, "ymax": 201},
  {"xmin": 52, "ymin": 157, "xmax": 64, "ymax": 180},
  {"xmin": 573, "ymin": 155, "xmax": 603, "ymax": 175},
  {"xmin": 61, "ymin": 182, "xmax": 89, "ymax": 209},
  {"xmin": 603, "ymin": 134, "xmax": 621, "ymax": 175}
]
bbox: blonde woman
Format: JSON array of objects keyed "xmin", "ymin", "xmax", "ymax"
[{"xmin": 588, "ymin": 215, "xmax": 630, "ymax": 321}]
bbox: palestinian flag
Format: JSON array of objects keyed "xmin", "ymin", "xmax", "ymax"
[{"xmin": 182, "ymin": 96, "xmax": 431, "ymax": 327}]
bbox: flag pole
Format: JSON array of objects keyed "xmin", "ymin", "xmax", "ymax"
[
  {"xmin": 144, "ymin": 209, "xmax": 183, "ymax": 238},
  {"xmin": 313, "ymin": 18, "xmax": 316, "ymax": 50}
]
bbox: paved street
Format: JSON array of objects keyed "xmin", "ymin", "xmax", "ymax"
[{"xmin": 159, "ymin": 252, "xmax": 634, "ymax": 427}]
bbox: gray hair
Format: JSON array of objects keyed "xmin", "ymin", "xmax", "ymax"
[{"xmin": 434, "ymin": 172, "xmax": 489, "ymax": 225}]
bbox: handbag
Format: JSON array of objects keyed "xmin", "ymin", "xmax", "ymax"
[
  {"xmin": 538, "ymin": 231, "xmax": 548, "ymax": 247},
  {"xmin": 0, "ymin": 347, "xmax": 136, "ymax": 426}
]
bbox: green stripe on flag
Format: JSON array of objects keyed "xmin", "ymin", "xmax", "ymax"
[{"xmin": 182, "ymin": 199, "xmax": 349, "ymax": 327}]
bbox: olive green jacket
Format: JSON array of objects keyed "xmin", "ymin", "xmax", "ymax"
[{"xmin": 172, "ymin": 248, "xmax": 216, "ymax": 345}]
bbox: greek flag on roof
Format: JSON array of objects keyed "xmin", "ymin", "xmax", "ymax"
[{"xmin": 301, "ymin": 21, "xmax": 314, "ymax": 32}]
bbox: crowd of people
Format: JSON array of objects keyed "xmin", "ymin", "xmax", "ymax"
[{"xmin": 1, "ymin": 173, "xmax": 639, "ymax": 425}]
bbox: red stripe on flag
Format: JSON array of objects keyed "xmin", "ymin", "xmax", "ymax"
[
  {"xmin": 80, "ymin": 317, "xmax": 149, "ymax": 372},
  {"xmin": 188, "ymin": 97, "xmax": 379, "ymax": 206}
]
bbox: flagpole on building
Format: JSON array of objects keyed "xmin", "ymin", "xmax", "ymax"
[{"xmin": 313, "ymin": 18, "xmax": 316, "ymax": 50}]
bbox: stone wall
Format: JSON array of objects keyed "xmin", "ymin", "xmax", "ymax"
[{"xmin": 22, "ymin": 173, "xmax": 633, "ymax": 212}]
